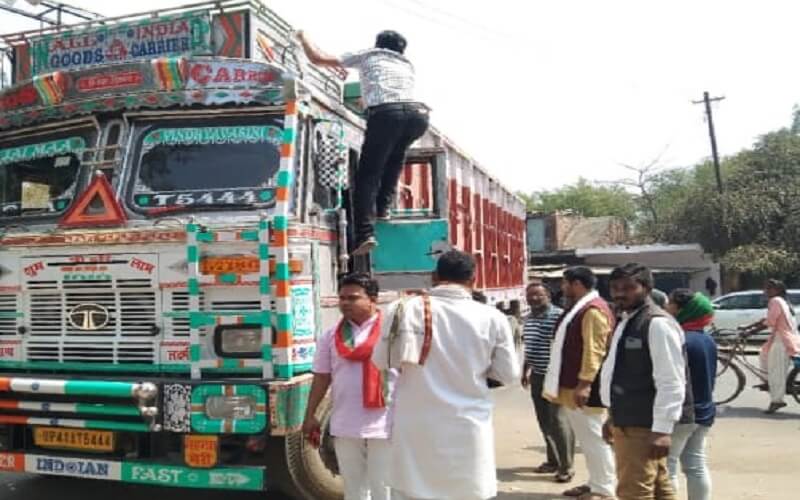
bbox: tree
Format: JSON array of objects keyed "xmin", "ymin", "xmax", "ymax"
[
  {"xmin": 642, "ymin": 126, "xmax": 800, "ymax": 279},
  {"xmin": 521, "ymin": 178, "xmax": 638, "ymax": 222}
]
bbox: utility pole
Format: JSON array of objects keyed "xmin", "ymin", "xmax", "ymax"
[{"xmin": 693, "ymin": 91, "xmax": 725, "ymax": 193}]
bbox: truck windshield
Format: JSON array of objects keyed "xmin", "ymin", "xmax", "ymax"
[
  {"xmin": 0, "ymin": 136, "xmax": 84, "ymax": 218},
  {"xmin": 130, "ymin": 117, "xmax": 284, "ymax": 213}
]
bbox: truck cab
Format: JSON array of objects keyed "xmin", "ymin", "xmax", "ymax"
[{"xmin": 0, "ymin": 1, "xmax": 526, "ymax": 497}]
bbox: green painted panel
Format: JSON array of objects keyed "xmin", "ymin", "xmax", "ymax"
[
  {"xmin": 143, "ymin": 126, "xmax": 283, "ymax": 149},
  {"xmin": 64, "ymin": 380, "xmax": 135, "ymax": 398},
  {"xmin": 0, "ymin": 361, "xmax": 186, "ymax": 373},
  {"xmin": 0, "ymin": 137, "xmax": 86, "ymax": 167},
  {"xmin": 243, "ymin": 311, "xmax": 270, "ymax": 326},
  {"xmin": 292, "ymin": 362, "xmax": 312, "ymax": 374},
  {"xmin": 276, "ymin": 171, "xmax": 292, "ymax": 189},
  {"xmin": 276, "ymin": 313, "xmax": 292, "ymax": 331},
  {"xmin": 272, "ymin": 215, "xmax": 288, "ymax": 230},
  {"xmin": 270, "ymin": 381, "xmax": 310, "ymax": 432},
  {"xmin": 241, "ymin": 229, "xmax": 259, "ymax": 241},
  {"xmin": 274, "ymin": 364, "xmax": 293, "ymax": 379},
  {"xmin": 76, "ymin": 403, "xmax": 141, "ymax": 417},
  {"xmin": 122, "ymin": 463, "xmax": 264, "ymax": 491},
  {"xmin": 372, "ymin": 219, "xmax": 449, "ymax": 272},
  {"xmin": 84, "ymin": 420, "xmax": 150, "ymax": 432},
  {"xmin": 274, "ymin": 263, "xmax": 290, "ymax": 280},
  {"xmin": 0, "ymin": 361, "xmax": 270, "ymax": 376},
  {"xmin": 191, "ymin": 385, "xmax": 267, "ymax": 434},
  {"xmin": 218, "ymin": 273, "xmax": 238, "ymax": 284},
  {"xmin": 188, "ymin": 278, "xmax": 200, "ymax": 296}
]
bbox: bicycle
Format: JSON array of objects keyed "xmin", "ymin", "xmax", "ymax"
[{"xmin": 710, "ymin": 328, "xmax": 800, "ymax": 405}]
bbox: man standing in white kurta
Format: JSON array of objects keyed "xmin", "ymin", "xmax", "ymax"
[{"xmin": 373, "ymin": 250, "xmax": 520, "ymax": 500}]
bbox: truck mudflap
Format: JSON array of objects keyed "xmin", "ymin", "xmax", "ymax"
[{"xmin": 0, "ymin": 452, "xmax": 266, "ymax": 491}]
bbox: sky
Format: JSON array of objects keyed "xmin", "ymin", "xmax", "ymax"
[{"xmin": 2, "ymin": 0, "xmax": 800, "ymax": 193}]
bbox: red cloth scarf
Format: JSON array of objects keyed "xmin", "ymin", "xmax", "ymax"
[
  {"xmin": 335, "ymin": 313, "xmax": 385, "ymax": 409},
  {"xmin": 680, "ymin": 314, "xmax": 714, "ymax": 332}
]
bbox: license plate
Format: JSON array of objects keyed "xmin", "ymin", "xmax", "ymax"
[
  {"xmin": 199, "ymin": 256, "xmax": 258, "ymax": 275},
  {"xmin": 34, "ymin": 427, "xmax": 115, "ymax": 452},
  {"xmin": 184, "ymin": 435, "xmax": 219, "ymax": 468}
]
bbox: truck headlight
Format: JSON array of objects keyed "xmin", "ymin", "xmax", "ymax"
[
  {"xmin": 214, "ymin": 325, "xmax": 262, "ymax": 358},
  {"xmin": 205, "ymin": 396, "xmax": 256, "ymax": 420}
]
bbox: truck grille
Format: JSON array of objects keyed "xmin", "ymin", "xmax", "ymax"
[
  {"xmin": 26, "ymin": 339, "xmax": 156, "ymax": 363},
  {"xmin": 166, "ymin": 293, "xmax": 264, "ymax": 337},
  {"xmin": 26, "ymin": 278, "xmax": 158, "ymax": 364},
  {"xmin": 0, "ymin": 295, "xmax": 18, "ymax": 336}
]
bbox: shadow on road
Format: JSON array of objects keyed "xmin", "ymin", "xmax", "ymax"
[
  {"xmin": 495, "ymin": 490, "xmax": 565, "ymax": 500},
  {"xmin": 496, "ymin": 466, "xmax": 563, "ymax": 484},
  {"xmin": 0, "ymin": 475, "xmax": 287, "ymax": 500},
  {"xmin": 520, "ymin": 445, "xmax": 548, "ymax": 456},
  {"xmin": 716, "ymin": 405, "xmax": 800, "ymax": 420}
]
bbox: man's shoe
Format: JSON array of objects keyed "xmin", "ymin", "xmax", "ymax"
[
  {"xmin": 765, "ymin": 401, "xmax": 787, "ymax": 414},
  {"xmin": 352, "ymin": 236, "xmax": 378, "ymax": 256},
  {"xmin": 563, "ymin": 484, "xmax": 590, "ymax": 497},
  {"xmin": 576, "ymin": 494, "xmax": 614, "ymax": 500},
  {"xmin": 532, "ymin": 462, "xmax": 558, "ymax": 474},
  {"xmin": 554, "ymin": 471, "xmax": 575, "ymax": 483}
]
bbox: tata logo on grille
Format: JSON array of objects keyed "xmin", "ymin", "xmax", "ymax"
[{"xmin": 68, "ymin": 303, "xmax": 110, "ymax": 331}]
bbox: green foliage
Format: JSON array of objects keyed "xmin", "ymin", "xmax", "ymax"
[
  {"xmin": 640, "ymin": 126, "xmax": 800, "ymax": 278},
  {"xmin": 522, "ymin": 109, "xmax": 800, "ymax": 279},
  {"xmin": 722, "ymin": 245, "xmax": 800, "ymax": 275},
  {"xmin": 522, "ymin": 178, "xmax": 637, "ymax": 222}
]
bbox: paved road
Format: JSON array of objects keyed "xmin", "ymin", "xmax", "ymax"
[
  {"xmin": 1, "ymin": 370, "xmax": 798, "ymax": 500},
  {"xmin": 493, "ymin": 366, "xmax": 800, "ymax": 500}
]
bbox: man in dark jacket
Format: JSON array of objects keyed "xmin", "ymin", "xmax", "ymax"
[{"xmin": 600, "ymin": 263, "xmax": 688, "ymax": 500}]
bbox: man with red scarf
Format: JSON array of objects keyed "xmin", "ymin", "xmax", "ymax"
[{"xmin": 303, "ymin": 273, "xmax": 395, "ymax": 500}]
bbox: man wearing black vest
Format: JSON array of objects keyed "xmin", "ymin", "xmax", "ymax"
[{"xmin": 600, "ymin": 263, "xmax": 689, "ymax": 500}]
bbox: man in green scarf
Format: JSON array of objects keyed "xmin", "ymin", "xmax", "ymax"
[{"xmin": 666, "ymin": 289, "xmax": 717, "ymax": 500}]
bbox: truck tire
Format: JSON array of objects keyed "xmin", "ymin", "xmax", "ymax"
[{"xmin": 274, "ymin": 397, "xmax": 343, "ymax": 500}]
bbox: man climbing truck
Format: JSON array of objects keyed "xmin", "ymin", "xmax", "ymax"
[
  {"xmin": 0, "ymin": 1, "xmax": 526, "ymax": 498},
  {"xmin": 297, "ymin": 29, "xmax": 430, "ymax": 257}
]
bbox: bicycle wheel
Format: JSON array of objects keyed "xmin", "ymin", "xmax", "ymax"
[
  {"xmin": 788, "ymin": 366, "xmax": 800, "ymax": 405},
  {"xmin": 715, "ymin": 355, "xmax": 746, "ymax": 405}
]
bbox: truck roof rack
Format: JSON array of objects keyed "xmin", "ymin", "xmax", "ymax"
[{"xmin": 0, "ymin": 0, "xmax": 343, "ymax": 100}]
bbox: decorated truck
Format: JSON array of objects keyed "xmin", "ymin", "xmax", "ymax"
[{"xmin": 0, "ymin": 1, "xmax": 526, "ymax": 497}]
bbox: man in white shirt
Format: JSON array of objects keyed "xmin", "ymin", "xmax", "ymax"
[
  {"xmin": 600, "ymin": 263, "xmax": 689, "ymax": 500},
  {"xmin": 297, "ymin": 29, "xmax": 430, "ymax": 256},
  {"xmin": 303, "ymin": 273, "xmax": 396, "ymax": 500},
  {"xmin": 372, "ymin": 250, "xmax": 520, "ymax": 500}
]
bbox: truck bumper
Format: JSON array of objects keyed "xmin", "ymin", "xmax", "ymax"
[
  {"xmin": 0, "ymin": 373, "xmax": 312, "ymax": 491},
  {"xmin": 0, "ymin": 452, "xmax": 266, "ymax": 491}
]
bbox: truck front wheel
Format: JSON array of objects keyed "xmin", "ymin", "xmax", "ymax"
[{"xmin": 276, "ymin": 397, "xmax": 343, "ymax": 500}]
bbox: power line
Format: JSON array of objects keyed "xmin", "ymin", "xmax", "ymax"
[
  {"xmin": 376, "ymin": 0, "xmax": 516, "ymax": 42},
  {"xmin": 405, "ymin": 0, "xmax": 513, "ymax": 40}
]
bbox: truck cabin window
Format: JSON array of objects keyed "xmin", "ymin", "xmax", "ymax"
[
  {"xmin": 131, "ymin": 121, "xmax": 284, "ymax": 213},
  {"xmin": 0, "ymin": 136, "xmax": 84, "ymax": 218}
]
